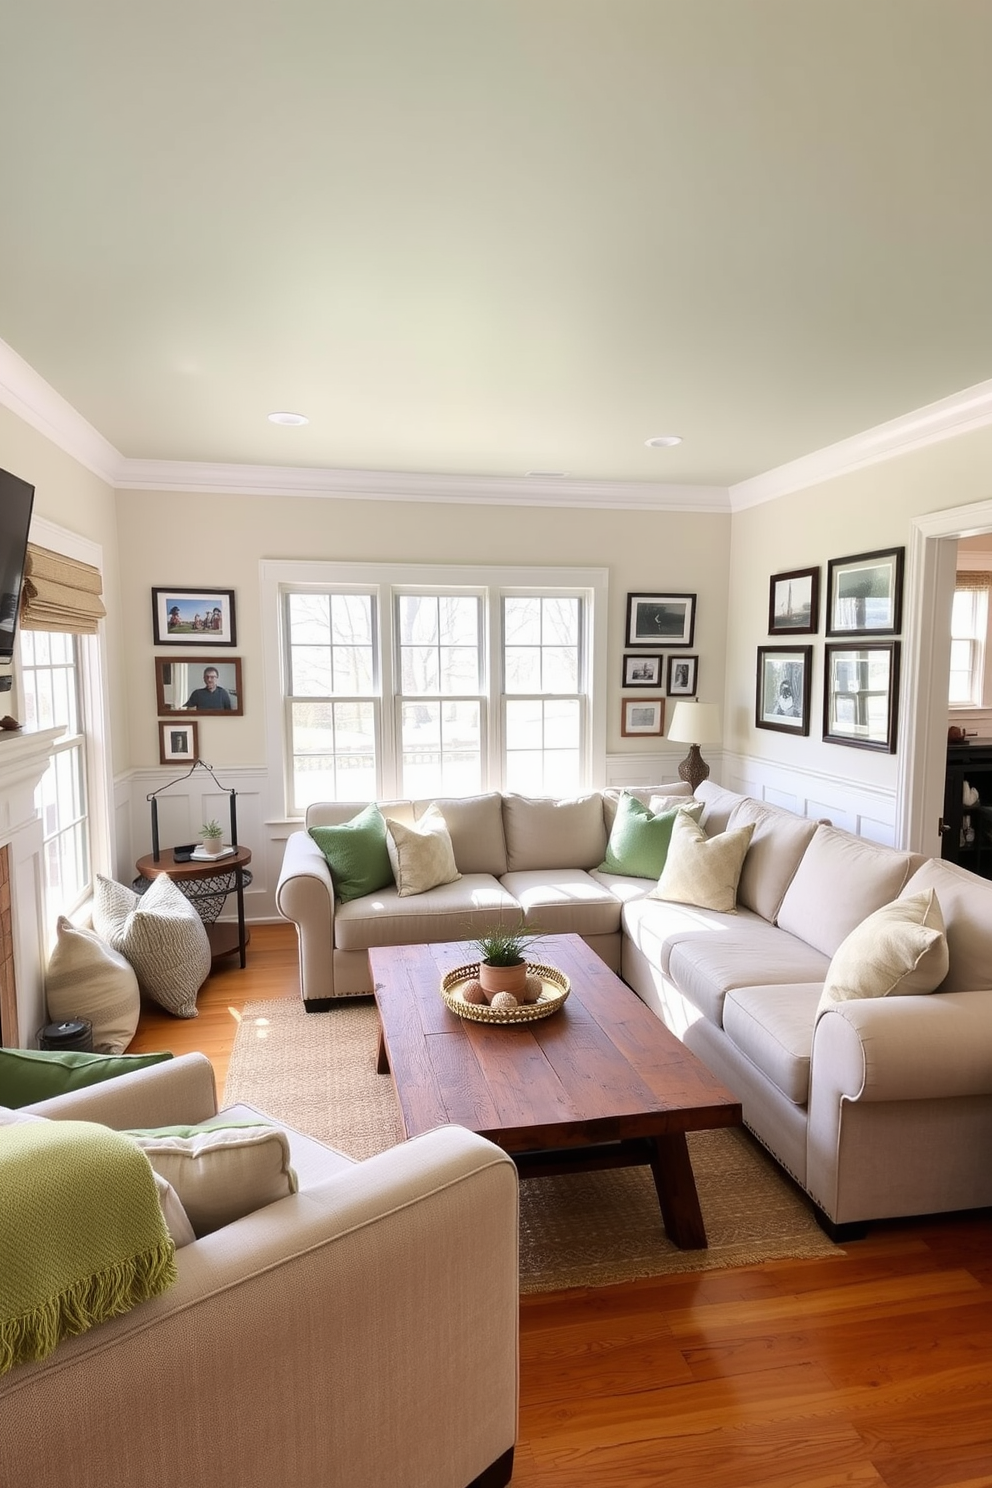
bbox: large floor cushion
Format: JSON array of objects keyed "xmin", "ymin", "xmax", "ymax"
[
  {"xmin": 722, "ymin": 984, "xmax": 823, "ymax": 1104},
  {"xmin": 333, "ymin": 875, "xmax": 519, "ymax": 952},
  {"xmin": 499, "ymin": 870, "xmax": 623, "ymax": 938},
  {"xmin": 776, "ymin": 826, "xmax": 914, "ymax": 957}
]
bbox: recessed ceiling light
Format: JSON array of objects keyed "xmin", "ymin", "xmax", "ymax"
[
  {"xmin": 645, "ymin": 435, "xmax": 682, "ymax": 448},
  {"xmin": 268, "ymin": 411, "xmax": 309, "ymax": 426},
  {"xmin": 525, "ymin": 470, "xmax": 568, "ymax": 478}
]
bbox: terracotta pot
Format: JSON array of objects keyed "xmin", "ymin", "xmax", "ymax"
[{"xmin": 478, "ymin": 959, "xmax": 528, "ymax": 999}]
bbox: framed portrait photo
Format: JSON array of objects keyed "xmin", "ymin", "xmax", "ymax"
[
  {"xmin": 823, "ymin": 642, "xmax": 900, "ymax": 752},
  {"xmin": 826, "ymin": 548, "xmax": 904, "ymax": 637},
  {"xmin": 155, "ymin": 656, "xmax": 243, "ymax": 716},
  {"xmin": 666, "ymin": 655, "xmax": 698, "ymax": 696},
  {"xmin": 755, "ymin": 646, "xmax": 813, "ymax": 735},
  {"xmin": 159, "ymin": 719, "xmax": 199, "ymax": 766},
  {"xmin": 622, "ymin": 653, "xmax": 662, "ymax": 688},
  {"xmin": 152, "ymin": 588, "xmax": 237, "ymax": 646},
  {"xmin": 768, "ymin": 567, "xmax": 819, "ymax": 635},
  {"xmin": 625, "ymin": 592, "xmax": 696, "ymax": 648},
  {"xmin": 620, "ymin": 697, "xmax": 665, "ymax": 737}
]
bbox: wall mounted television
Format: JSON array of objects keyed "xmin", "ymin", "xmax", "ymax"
[{"xmin": 0, "ymin": 467, "xmax": 36, "ymax": 661}]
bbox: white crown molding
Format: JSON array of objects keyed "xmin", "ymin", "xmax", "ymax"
[
  {"xmin": 729, "ymin": 379, "xmax": 992, "ymax": 511},
  {"xmin": 29, "ymin": 514, "xmax": 103, "ymax": 568},
  {"xmin": 0, "ymin": 339, "xmax": 122, "ymax": 485}
]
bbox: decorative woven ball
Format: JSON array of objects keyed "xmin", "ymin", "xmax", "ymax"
[
  {"xmin": 461, "ymin": 979, "xmax": 487, "ymax": 1005},
  {"xmin": 520, "ymin": 974, "xmax": 544, "ymax": 1004},
  {"xmin": 490, "ymin": 991, "xmax": 519, "ymax": 1012}
]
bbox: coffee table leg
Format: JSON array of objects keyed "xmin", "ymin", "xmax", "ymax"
[
  {"xmin": 376, "ymin": 1022, "xmax": 390, "ymax": 1075},
  {"xmin": 647, "ymin": 1133, "xmax": 707, "ymax": 1249}
]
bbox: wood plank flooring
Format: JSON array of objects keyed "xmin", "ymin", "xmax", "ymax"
[{"xmin": 130, "ymin": 925, "xmax": 992, "ymax": 1488}]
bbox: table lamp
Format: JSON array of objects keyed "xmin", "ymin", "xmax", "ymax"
[{"xmin": 666, "ymin": 701, "xmax": 722, "ymax": 792}]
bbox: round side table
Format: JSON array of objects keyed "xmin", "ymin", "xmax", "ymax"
[{"xmin": 134, "ymin": 845, "xmax": 252, "ymax": 967}]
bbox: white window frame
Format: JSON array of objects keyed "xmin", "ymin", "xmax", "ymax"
[
  {"xmin": 950, "ymin": 556, "xmax": 992, "ymax": 711},
  {"xmin": 262, "ymin": 560, "xmax": 608, "ymax": 818}
]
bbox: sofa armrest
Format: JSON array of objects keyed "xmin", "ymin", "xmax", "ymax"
[
  {"xmin": 20, "ymin": 1052, "xmax": 218, "ymax": 1126},
  {"xmin": 0, "ymin": 1125, "xmax": 519, "ymax": 1488},
  {"xmin": 276, "ymin": 828, "xmax": 338, "ymax": 1005},
  {"xmin": 811, "ymin": 990, "xmax": 992, "ymax": 1103}
]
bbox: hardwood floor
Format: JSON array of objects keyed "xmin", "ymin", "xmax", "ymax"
[{"xmin": 131, "ymin": 925, "xmax": 992, "ymax": 1488}]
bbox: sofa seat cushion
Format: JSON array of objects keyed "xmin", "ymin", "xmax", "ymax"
[
  {"xmin": 589, "ymin": 868, "xmax": 656, "ymax": 905},
  {"xmin": 502, "ymin": 792, "xmax": 607, "ymax": 872},
  {"xmin": 726, "ymin": 797, "xmax": 818, "ymax": 922},
  {"xmin": 776, "ymin": 825, "xmax": 914, "ymax": 957},
  {"xmin": 498, "ymin": 870, "xmax": 623, "ymax": 937},
  {"xmin": 722, "ymin": 984, "xmax": 823, "ymax": 1104},
  {"xmin": 668, "ymin": 924, "xmax": 830, "ymax": 1027},
  {"xmin": 333, "ymin": 874, "xmax": 519, "ymax": 952}
]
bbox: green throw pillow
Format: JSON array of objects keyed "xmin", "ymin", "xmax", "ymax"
[
  {"xmin": 0, "ymin": 1047, "xmax": 174, "ymax": 1110},
  {"xmin": 308, "ymin": 802, "xmax": 395, "ymax": 903},
  {"xmin": 598, "ymin": 793, "xmax": 704, "ymax": 879}
]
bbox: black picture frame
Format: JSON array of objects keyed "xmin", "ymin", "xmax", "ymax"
[
  {"xmin": 826, "ymin": 548, "xmax": 904, "ymax": 637},
  {"xmin": 152, "ymin": 587, "xmax": 237, "ymax": 646},
  {"xmin": 823, "ymin": 641, "xmax": 900, "ymax": 753},
  {"xmin": 768, "ymin": 567, "xmax": 819, "ymax": 635},
  {"xmin": 155, "ymin": 656, "xmax": 244, "ymax": 716},
  {"xmin": 666, "ymin": 655, "xmax": 698, "ymax": 696},
  {"xmin": 625, "ymin": 592, "xmax": 696, "ymax": 647},
  {"xmin": 755, "ymin": 646, "xmax": 813, "ymax": 735},
  {"xmin": 622, "ymin": 653, "xmax": 662, "ymax": 687}
]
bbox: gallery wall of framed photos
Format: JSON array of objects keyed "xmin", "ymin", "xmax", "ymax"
[{"xmin": 151, "ymin": 587, "xmax": 242, "ymax": 758}]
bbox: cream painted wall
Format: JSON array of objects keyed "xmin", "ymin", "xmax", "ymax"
[
  {"xmin": 114, "ymin": 489, "xmax": 731, "ymax": 775},
  {"xmin": 727, "ymin": 421, "xmax": 992, "ymax": 793}
]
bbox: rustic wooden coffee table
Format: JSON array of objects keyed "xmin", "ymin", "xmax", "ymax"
[{"xmin": 369, "ymin": 932, "xmax": 742, "ymax": 1249}]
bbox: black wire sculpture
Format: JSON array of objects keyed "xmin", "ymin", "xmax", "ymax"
[{"xmin": 146, "ymin": 758, "xmax": 238, "ymax": 863}]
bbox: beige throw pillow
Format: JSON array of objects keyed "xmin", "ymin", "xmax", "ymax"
[
  {"xmin": 45, "ymin": 916, "xmax": 141, "ymax": 1053},
  {"xmin": 385, "ymin": 804, "xmax": 462, "ymax": 897},
  {"xmin": 649, "ymin": 812, "xmax": 756, "ymax": 914},
  {"xmin": 126, "ymin": 1123, "xmax": 298, "ymax": 1237},
  {"xmin": 815, "ymin": 889, "xmax": 948, "ymax": 1019},
  {"xmin": 94, "ymin": 873, "xmax": 212, "ymax": 1019}
]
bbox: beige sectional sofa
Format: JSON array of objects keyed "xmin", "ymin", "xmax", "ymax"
[{"xmin": 276, "ymin": 783, "xmax": 992, "ymax": 1234}]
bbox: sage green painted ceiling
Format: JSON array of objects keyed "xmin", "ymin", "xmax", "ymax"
[{"xmin": 1, "ymin": 1, "xmax": 991, "ymax": 487}]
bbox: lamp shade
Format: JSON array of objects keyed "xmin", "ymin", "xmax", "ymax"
[{"xmin": 667, "ymin": 701, "xmax": 722, "ymax": 746}]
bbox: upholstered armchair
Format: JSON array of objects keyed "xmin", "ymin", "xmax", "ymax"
[{"xmin": 0, "ymin": 1054, "xmax": 519, "ymax": 1488}]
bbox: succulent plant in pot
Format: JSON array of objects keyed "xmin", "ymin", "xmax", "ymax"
[
  {"xmin": 472, "ymin": 919, "xmax": 542, "ymax": 999},
  {"xmin": 200, "ymin": 819, "xmax": 224, "ymax": 856}
]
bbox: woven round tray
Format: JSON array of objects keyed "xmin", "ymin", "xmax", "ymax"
[{"xmin": 440, "ymin": 961, "xmax": 570, "ymax": 1024}]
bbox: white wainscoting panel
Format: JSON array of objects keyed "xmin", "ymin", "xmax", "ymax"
[
  {"xmin": 719, "ymin": 753, "xmax": 899, "ymax": 845},
  {"xmin": 605, "ymin": 751, "xmax": 723, "ymax": 790}
]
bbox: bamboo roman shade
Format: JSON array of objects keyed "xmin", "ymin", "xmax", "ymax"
[
  {"xmin": 20, "ymin": 544, "xmax": 107, "ymax": 635},
  {"xmin": 955, "ymin": 570, "xmax": 992, "ymax": 593}
]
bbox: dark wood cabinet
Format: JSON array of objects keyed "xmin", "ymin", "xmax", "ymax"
[{"xmin": 943, "ymin": 740, "xmax": 992, "ymax": 876}]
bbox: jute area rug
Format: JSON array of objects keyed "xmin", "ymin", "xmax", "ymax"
[{"xmin": 223, "ymin": 998, "xmax": 839, "ymax": 1293}]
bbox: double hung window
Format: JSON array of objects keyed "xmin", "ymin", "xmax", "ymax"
[{"xmin": 949, "ymin": 572, "xmax": 991, "ymax": 708}]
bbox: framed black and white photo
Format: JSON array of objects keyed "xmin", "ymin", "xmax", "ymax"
[
  {"xmin": 666, "ymin": 655, "xmax": 698, "ymax": 696},
  {"xmin": 769, "ymin": 567, "xmax": 819, "ymax": 635},
  {"xmin": 625, "ymin": 592, "xmax": 696, "ymax": 648},
  {"xmin": 755, "ymin": 646, "xmax": 813, "ymax": 735},
  {"xmin": 152, "ymin": 587, "xmax": 237, "ymax": 646},
  {"xmin": 620, "ymin": 697, "xmax": 665, "ymax": 737},
  {"xmin": 155, "ymin": 656, "xmax": 243, "ymax": 716},
  {"xmin": 158, "ymin": 719, "xmax": 198, "ymax": 765},
  {"xmin": 823, "ymin": 642, "xmax": 900, "ymax": 752},
  {"xmin": 622, "ymin": 653, "xmax": 662, "ymax": 688},
  {"xmin": 826, "ymin": 548, "xmax": 904, "ymax": 637}
]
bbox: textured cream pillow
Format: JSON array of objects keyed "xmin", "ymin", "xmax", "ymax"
[
  {"xmin": 125, "ymin": 1123, "xmax": 298, "ymax": 1237},
  {"xmin": 94, "ymin": 873, "xmax": 211, "ymax": 1019},
  {"xmin": 816, "ymin": 889, "xmax": 948, "ymax": 1019},
  {"xmin": 649, "ymin": 812, "xmax": 756, "ymax": 914},
  {"xmin": 45, "ymin": 916, "xmax": 141, "ymax": 1054},
  {"xmin": 385, "ymin": 804, "xmax": 462, "ymax": 897}
]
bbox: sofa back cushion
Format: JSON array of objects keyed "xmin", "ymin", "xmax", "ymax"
[
  {"xmin": 503, "ymin": 792, "xmax": 607, "ymax": 872},
  {"xmin": 899, "ymin": 858, "xmax": 992, "ymax": 992},
  {"xmin": 726, "ymin": 798, "xmax": 818, "ymax": 922},
  {"xmin": 413, "ymin": 793, "xmax": 507, "ymax": 876},
  {"xmin": 693, "ymin": 780, "xmax": 745, "ymax": 837},
  {"xmin": 775, "ymin": 825, "xmax": 914, "ymax": 957},
  {"xmin": 602, "ymin": 782, "xmax": 690, "ymax": 832},
  {"xmin": 306, "ymin": 799, "xmax": 414, "ymax": 829}
]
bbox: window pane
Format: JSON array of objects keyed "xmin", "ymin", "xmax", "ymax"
[
  {"xmin": 291, "ymin": 648, "xmax": 333, "ymax": 696},
  {"xmin": 439, "ymin": 596, "xmax": 478, "ymax": 646},
  {"xmin": 399, "ymin": 595, "xmax": 438, "ymax": 644},
  {"xmin": 543, "ymin": 646, "xmax": 578, "ymax": 692},
  {"xmin": 505, "ymin": 647, "xmax": 541, "ymax": 692},
  {"xmin": 400, "ymin": 700, "xmax": 481, "ymax": 797},
  {"xmin": 438, "ymin": 646, "xmax": 479, "ymax": 693},
  {"xmin": 401, "ymin": 646, "xmax": 440, "ymax": 695},
  {"xmin": 504, "ymin": 596, "xmax": 541, "ymax": 645},
  {"xmin": 288, "ymin": 592, "xmax": 330, "ymax": 643},
  {"xmin": 505, "ymin": 699, "xmax": 544, "ymax": 750},
  {"xmin": 331, "ymin": 594, "xmax": 373, "ymax": 646}
]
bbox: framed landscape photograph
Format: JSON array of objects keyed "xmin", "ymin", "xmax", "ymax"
[
  {"xmin": 152, "ymin": 587, "xmax": 237, "ymax": 646},
  {"xmin": 823, "ymin": 642, "xmax": 900, "ymax": 752},
  {"xmin": 620, "ymin": 697, "xmax": 665, "ymax": 737},
  {"xmin": 622, "ymin": 653, "xmax": 662, "ymax": 687},
  {"xmin": 755, "ymin": 646, "xmax": 813, "ymax": 735},
  {"xmin": 666, "ymin": 655, "xmax": 698, "ymax": 696},
  {"xmin": 158, "ymin": 719, "xmax": 199, "ymax": 766},
  {"xmin": 826, "ymin": 548, "xmax": 904, "ymax": 637},
  {"xmin": 768, "ymin": 566, "xmax": 819, "ymax": 635},
  {"xmin": 625, "ymin": 592, "xmax": 696, "ymax": 648},
  {"xmin": 155, "ymin": 656, "xmax": 243, "ymax": 715}
]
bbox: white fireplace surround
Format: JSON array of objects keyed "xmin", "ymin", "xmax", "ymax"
[{"xmin": 0, "ymin": 726, "xmax": 64, "ymax": 1046}]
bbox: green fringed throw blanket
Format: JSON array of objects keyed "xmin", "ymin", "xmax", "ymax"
[{"xmin": 0, "ymin": 1120, "xmax": 177, "ymax": 1374}]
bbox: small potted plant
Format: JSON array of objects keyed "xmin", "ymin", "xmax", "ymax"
[
  {"xmin": 200, "ymin": 819, "xmax": 225, "ymax": 857},
  {"xmin": 472, "ymin": 920, "xmax": 542, "ymax": 999}
]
